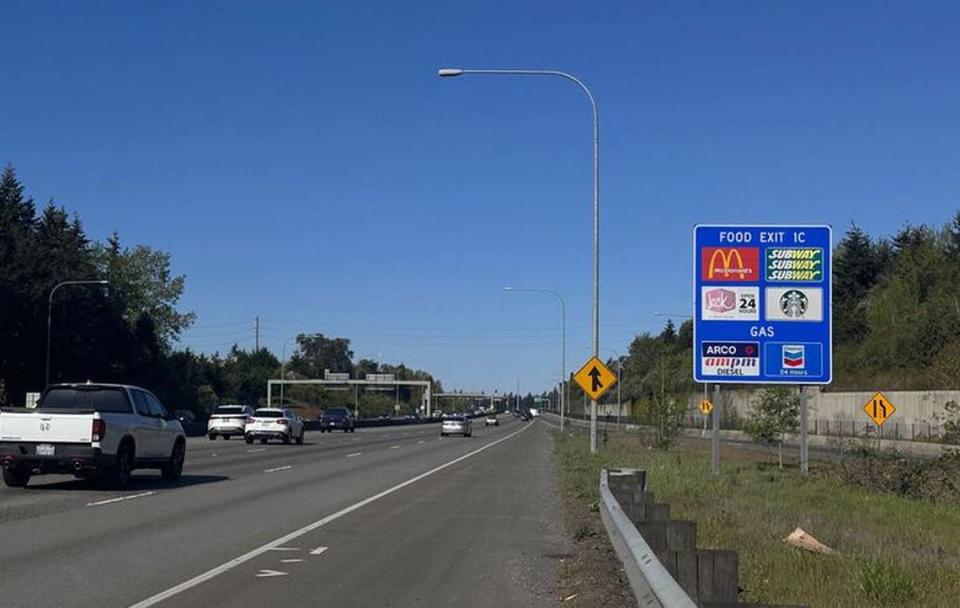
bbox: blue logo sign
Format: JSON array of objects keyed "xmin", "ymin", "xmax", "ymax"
[{"xmin": 694, "ymin": 225, "xmax": 832, "ymax": 384}]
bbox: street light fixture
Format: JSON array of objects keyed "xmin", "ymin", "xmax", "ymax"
[
  {"xmin": 46, "ymin": 280, "xmax": 109, "ymax": 387},
  {"xmin": 503, "ymin": 287, "xmax": 567, "ymax": 432},
  {"xmin": 440, "ymin": 66, "xmax": 602, "ymax": 453}
]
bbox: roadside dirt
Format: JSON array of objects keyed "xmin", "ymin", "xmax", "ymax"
[{"xmin": 553, "ymin": 469, "xmax": 634, "ymax": 606}]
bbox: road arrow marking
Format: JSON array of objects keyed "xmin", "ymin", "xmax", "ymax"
[
  {"xmin": 256, "ymin": 570, "xmax": 287, "ymax": 578},
  {"xmin": 310, "ymin": 546, "xmax": 328, "ymax": 556}
]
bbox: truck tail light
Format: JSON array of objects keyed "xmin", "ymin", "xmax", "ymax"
[
  {"xmin": 276, "ymin": 419, "xmax": 288, "ymax": 425},
  {"xmin": 92, "ymin": 419, "xmax": 106, "ymax": 442}
]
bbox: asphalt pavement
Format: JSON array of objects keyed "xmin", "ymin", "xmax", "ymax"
[{"xmin": 0, "ymin": 418, "xmax": 566, "ymax": 607}]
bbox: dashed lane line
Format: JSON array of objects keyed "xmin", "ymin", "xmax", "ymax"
[{"xmin": 87, "ymin": 492, "xmax": 155, "ymax": 507}]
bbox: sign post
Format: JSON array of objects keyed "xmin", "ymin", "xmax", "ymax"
[
  {"xmin": 711, "ymin": 385, "xmax": 721, "ymax": 475},
  {"xmin": 863, "ymin": 392, "xmax": 895, "ymax": 449},
  {"xmin": 694, "ymin": 225, "xmax": 833, "ymax": 474}
]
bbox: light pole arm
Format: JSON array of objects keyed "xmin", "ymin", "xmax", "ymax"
[
  {"xmin": 458, "ymin": 69, "xmax": 598, "ymax": 357},
  {"xmin": 45, "ymin": 280, "xmax": 108, "ymax": 387}
]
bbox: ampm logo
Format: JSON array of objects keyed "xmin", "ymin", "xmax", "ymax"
[{"xmin": 701, "ymin": 247, "xmax": 759, "ymax": 282}]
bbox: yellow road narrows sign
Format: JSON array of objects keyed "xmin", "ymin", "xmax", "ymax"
[
  {"xmin": 863, "ymin": 392, "xmax": 895, "ymax": 426},
  {"xmin": 699, "ymin": 399, "xmax": 713, "ymax": 415},
  {"xmin": 573, "ymin": 357, "xmax": 617, "ymax": 401}
]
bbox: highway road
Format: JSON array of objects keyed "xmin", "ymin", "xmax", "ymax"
[{"xmin": 0, "ymin": 418, "xmax": 566, "ymax": 607}]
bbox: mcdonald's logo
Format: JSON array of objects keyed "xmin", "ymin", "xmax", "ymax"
[{"xmin": 701, "ymin": 247, "xmax": 759, "ymax": 281}]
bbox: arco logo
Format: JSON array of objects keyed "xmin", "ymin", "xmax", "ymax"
[{"xmin": 701, "ymin": 247, "xmax": 759, "ymax": 281}]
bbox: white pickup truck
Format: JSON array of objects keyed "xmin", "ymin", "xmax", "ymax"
[{"xmin": 0, "ymin": 382, "xmax": 186, "ymax": 489}]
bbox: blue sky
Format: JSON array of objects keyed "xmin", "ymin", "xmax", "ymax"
[{"xmin": 3, "ymin": 1, "xmax": 959, "ymax": 393}]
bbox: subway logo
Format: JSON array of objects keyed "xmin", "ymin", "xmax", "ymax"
[{"xmin": 765, "ymin": 248, "xmax": 823, "ymax": 282}]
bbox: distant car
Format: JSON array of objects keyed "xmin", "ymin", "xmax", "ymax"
[
  {"xmin": 173, "ymin": 410, "xmax": 196, "ymax": 424},
  {"xmin": 245, "ymin": 408, "xmax": 305, "ymax": 444},
  {"xmin": 208, "ymin": 404, "xmax": 254, "ymax": 440},
  {"xmin": 441, "ymin": 414, "xmax": 472, "ymax": 437},
  {"xmin": 520, "ymin": 411, "xmax": 532, "ymax": 422},
  {"xmin": 320, "ymin": 407, "xmax": 355, "ymax": 432},
  {"xmin": 529, "ymin": 408, "xmax": 540, "ymax": 418},
  {"xmin": 485, "ymin": 415, "xmax": 499, "ymax": 427}
]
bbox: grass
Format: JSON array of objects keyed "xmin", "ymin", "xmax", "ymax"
[{"xmin": 554, "ymin": 430, "xmax": 960, "ymax": 607}]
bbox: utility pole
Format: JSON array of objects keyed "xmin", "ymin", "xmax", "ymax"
[{"xmin": 255, "ymin": 316, "xmax": 260, "ymax": 351}]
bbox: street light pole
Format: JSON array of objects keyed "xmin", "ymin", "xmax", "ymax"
[
  {"xmin": 46, "ymin": 280, "xmax": 109, "ymax": 387},
  {"xmin": 440, "ymin": 67, "xmax": 600, "ymax": 452},
  {"xmin": 504, "ymin": 287, "xmax": 567, "ymax": 432},
  {"xmin": 601, "ymin": 347, "xmax": 623, "ymax": 427}
]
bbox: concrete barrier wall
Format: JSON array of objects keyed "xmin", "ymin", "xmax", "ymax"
[{"xmin": 687, "ymin": 387, "xmax": 960, "ymax": 426}]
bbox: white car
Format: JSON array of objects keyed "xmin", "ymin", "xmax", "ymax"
[
  {"xmin": 245, "ymin": 408, "xmax": 305, "ymax": 445},
  {"xmin": 484, "ymin": 415, "xmax": 499, "ymax": 426},
  {"xmin": 440, "ymin": 414, "xmax": 472, "ymax": 437},
  {"xmin": 529, "ymin": 408, "xmax": 540, "ymax": 417},
  {"xmin": 207, "ymin": 404, "xmax": 254, "ymax": 440},
  {"xmin": 0, "ymin": 382, "xmax": 186, "ymax": 489}
]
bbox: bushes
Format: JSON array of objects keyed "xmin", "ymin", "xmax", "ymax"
[{"xmin": 822, "ymin": 447, "xmax": 960, "ymax": 503}]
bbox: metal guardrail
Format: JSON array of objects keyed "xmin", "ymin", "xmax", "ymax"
[{"xmin": 599, "ymin": 468, "xmax": 698, "ymax": 608}]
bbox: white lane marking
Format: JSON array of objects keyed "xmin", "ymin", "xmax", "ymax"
[
  {"xmin": 256, "ymin": 570, "xmax": 287, "ymax": 578},
  {"xmin": 389, "ymin": 445, "xmax": 400, "ymax": 450},
  {"xmin": 417, "ymin": 440, "xmax": 425, "ymax": 444},
  {"xmin": 246, "ymin": 448, "xmax": 267, "ymax": 453},
  {"xmin": 280, "ymin": 559, "xmax": 303, "ymax": 563},
  {"xmin": 128, "ymin": 424, "xmax": 531, "ymax": 608},
  {"xmin": 263, "ymin": 465, "xmax": 293, "ymax": 473},
  {"xmin": 310, "ymin": 546, "xmax": 328, "ymax": 556},
  {"xmin": 266, "ymin": 547, "xmax": 300, "ymax": 552},
  {"xmin": 346, "ymin": 452, "xmax": 362, "ymax": 458},
  {"xmin": 87, "ymin": 491, "xmax": 155, "ymax": 507}
]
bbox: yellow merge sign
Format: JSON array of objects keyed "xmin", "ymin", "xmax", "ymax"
[
  {"xmin": 863, "ymin": 392, "xmax": 895, "ymax": 426},
  {"xmin": 699, "ymin": 399, "xmax": 713, "ymax": 415},
  {"xmin": 574, "ymin": 356, "xmax": 618, "ymax": 401}
]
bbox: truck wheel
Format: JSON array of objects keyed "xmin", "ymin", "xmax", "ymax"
[
  {"xmin": 260, "ymin": 438, "xmax": 268, "ymax": 444},
  {"xmin": 2, "ymin": 467, "xmax": 31, "ymax": 488},
  {"xmin": 208, "ymin": 434, "xmax": 216, "ymax": 441},
  {"xmin": 222, "ymin": 435, "xmax": 230, "ymax": 440},
  {"xmin": 296, "ymin": 430, "xmax": 304, "ymax": 445},
  {"xmin": 108, "ymin": 443, "xmax": 134, "ymax": 490},
  {"xmin": 282, "ymin": 432, "xmax": 291, "ymax": 445},
  {"xmin": 245, "ymin": 434, "xmax": 254, "ymax": 444},
  {"xmin": 161, "ymin": 440, "xmax": 185, "ymax": 482}
]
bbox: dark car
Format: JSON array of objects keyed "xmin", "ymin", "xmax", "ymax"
[
  {"xmin": 173, "ymin": 410, "xmax": 196, "ymax": 424},
  {"xmin": 320, "ymin": 407, "xmax": 355, "ymax": 433},
  {"xmin": 519, "ymin": 410, "xmax": 532, "ymax": 422}
]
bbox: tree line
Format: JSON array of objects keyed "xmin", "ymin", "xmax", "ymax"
[{"xmin": 0, "ymin": 165, "xmax": 441, "ymax": 415}]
